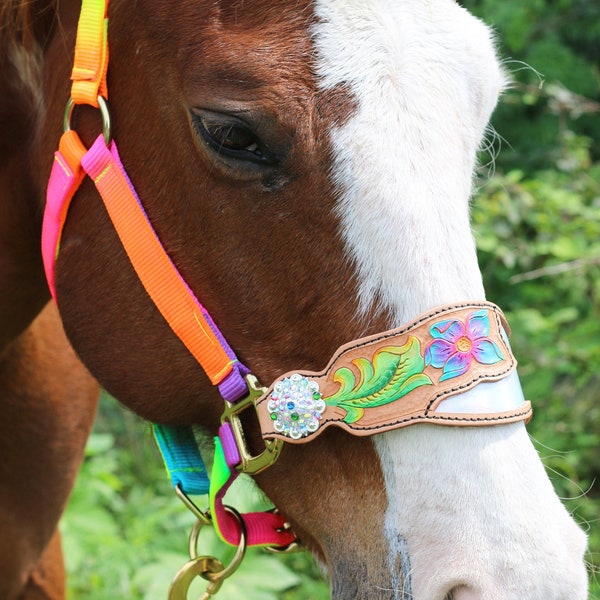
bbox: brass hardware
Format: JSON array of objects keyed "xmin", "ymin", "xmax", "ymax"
[
  {"xmin": 263, "ymin": 509, "xmax": 302, "ymax": 554},
  {"xmin": 175, "ymin": 485, "xmax": 211, "ymax": 528},
  {"xmin": 168, "ymin": 505, "xmax": 247, "ymax": 600},
  {"xmin": 220, "ymin": 374, "xmax": 283, "ymax": 475},
  {"xmin": 168, "ymin": 556, "xmax": 224, "ymax": 600}
]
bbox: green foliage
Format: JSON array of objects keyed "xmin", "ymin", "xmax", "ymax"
[
  {"xmin": 464, "ymin": 21, "xmax": 600, "ymax": 594},
  {"xmin": 462, "ymin": 0, "xmax": 600, "ymax": 171},
  {"xmin": 473, "ymin": 130, "xmax": 600, "ymax": 596}
]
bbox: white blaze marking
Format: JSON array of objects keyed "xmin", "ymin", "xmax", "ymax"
[
  {"xmin": 313, "ymin": 1, "xmax": 588, "ymax": 597},
  {"xmin": 312, "ymin": 0, "xmax": 503, "ymax": 324}
]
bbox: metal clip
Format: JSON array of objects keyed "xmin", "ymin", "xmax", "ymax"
[
  {"xmin": 221, "ymin": 374, "xmax": 283, "ymax": 475},
  {"xmin": 63, "ymin": 95, "xmax": 112, "ymax": 145},
  {"xmin": 168, "ymin": 555, "xmax": 224, "ymax": 600},
  {"xmin": 263, "ymin": 509, "xmax": 303, "ymax": 554},
  {"xmin": 168, "ymin": 499, "xmax": 247, "ymax": 600}
]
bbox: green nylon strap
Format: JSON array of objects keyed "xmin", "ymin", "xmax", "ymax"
[{"xmin": 209, "ymin": 437, "xmax": 232, "ymax": 543}]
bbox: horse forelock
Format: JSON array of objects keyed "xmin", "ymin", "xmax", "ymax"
[{"xmin": 0, "ymin": 0, "xmax": 55, "ymax": 106}]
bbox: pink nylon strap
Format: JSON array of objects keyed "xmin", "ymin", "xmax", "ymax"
[
  {"xmin": 42, "ymin": 131, "xmax": 286, "ymax": 548},
  {"xmin": 45, "ymin": 0, "xmax": 290, "ymax": 551},
  {"xmin": 42, "ymin": 132, "xmax": 87, "ymax": 301},
  {"xmin": 210, "ymin": 427, "xmax": 296, "ymax": 548}
]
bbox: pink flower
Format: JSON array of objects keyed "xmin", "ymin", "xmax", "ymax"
[{"xmin": 424, "ymin": 310, "xmax": 504, "ymax": 382}]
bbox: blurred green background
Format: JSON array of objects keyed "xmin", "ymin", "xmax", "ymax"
[{"xmin": 61, "ymin": 1, "xmax": 599, "ymax": 598}]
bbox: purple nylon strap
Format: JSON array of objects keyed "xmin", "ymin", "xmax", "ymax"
[{"xmin": 218, "ymin": 362, "xmax": 251, "ymax": 404}]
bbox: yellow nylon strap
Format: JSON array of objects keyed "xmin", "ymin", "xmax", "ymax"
[{"xmin": 71, "ymin": 0, "xmax": 109, "ymax": 106}]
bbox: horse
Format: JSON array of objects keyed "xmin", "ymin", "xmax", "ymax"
[{"xmin": 0, "ymin": 0, "xmax": 589, "ymax": 598}]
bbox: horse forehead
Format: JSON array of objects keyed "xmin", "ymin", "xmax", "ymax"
[
  {"xmin": 311, "ymin": 0, "xmax": 505, "ymax": 141},
  {"xmin": 142, "ymin": 1, "xmax": 320, "ymax": 115},
  {"xmin": 309, "ymin": 0, "xmax": 502, "ymax": 324},
  {"xmin": 138, "ymin": 0, "xmax": 498, "ymax": 122},
  {"xmin": 160, "ymin": 0, "xmax": 316, "ymax": 71}
]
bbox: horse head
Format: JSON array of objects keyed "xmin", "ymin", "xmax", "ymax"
[{"xmin": 35, "ymin": 1, "xmax": 587, "ymax": 598}]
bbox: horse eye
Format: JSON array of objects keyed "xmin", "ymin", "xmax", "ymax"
[{"xmin": 191, "ymin": 111, "xmax": 273, "ymax": 165}]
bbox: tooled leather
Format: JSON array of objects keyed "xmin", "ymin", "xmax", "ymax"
[{"xmin": 256, "ymin": 301, "xmax": 532, "ymax": 443}]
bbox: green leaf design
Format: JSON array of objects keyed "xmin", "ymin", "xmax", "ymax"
[{"xmin": 325, "ymin": 336, "xmax": 433, "ymax": 424}]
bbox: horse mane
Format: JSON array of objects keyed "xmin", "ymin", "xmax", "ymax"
[{"xmin": 0, "ymin": 0, "xmax": 56, "ymax": 104}]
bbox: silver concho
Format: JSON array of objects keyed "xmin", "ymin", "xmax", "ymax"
[{"xmin": 266, "ymin": 374, "xmax": 326, "ymax": 439}]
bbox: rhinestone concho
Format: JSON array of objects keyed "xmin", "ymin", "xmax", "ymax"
[{"xmin": 267, "ymin": 374, "xmax": 326, "ymax": 439}]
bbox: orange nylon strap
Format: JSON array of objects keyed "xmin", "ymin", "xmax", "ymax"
[
  {"xmin": 71, "ymin": 0, "xmax": 110, "ymax": 106},
  {"xmin": 80, "ymin": 136, "xmax": 235, "ymax": 386},
  {"xmin": 53, "ymin": 129, "xmax": 87, "ymax": 249},
  {"xmin": 59, "ymin": 129, "xmax": 88, "ymax": 169}
]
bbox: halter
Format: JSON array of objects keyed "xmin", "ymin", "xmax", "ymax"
[{"xmin": 42, "ymin": 0, "xmax": 532, "ymax": 595}]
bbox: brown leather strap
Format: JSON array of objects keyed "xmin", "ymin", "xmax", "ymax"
[{"xmin": 256, "ymin": 302, "xmax": 531, "ymax": 443}]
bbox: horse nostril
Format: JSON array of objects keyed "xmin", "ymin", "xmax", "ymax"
[{"xmin": 445, "ymin": 586, "xmax": 481, "ymax": 600}]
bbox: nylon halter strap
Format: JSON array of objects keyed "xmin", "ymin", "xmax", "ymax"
[
  {"xmin": 42, "ymin": 0, "xmax": 532, "ymax": 552},
  {"xmin": 41, "ymin": 0, "xmax": 291, "ymax": 549}
]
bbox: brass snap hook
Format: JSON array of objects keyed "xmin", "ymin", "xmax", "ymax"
[
  {"xmin": 220, "ymin": 374, "xmax": 283, "ymax": 475},
  {"xmin": 168, "ymin": 504, "xmax": 247, "ymax": 600},
  {"xmin": 168, "ymin": 555, "xmax": 225, "ymax": 600}
]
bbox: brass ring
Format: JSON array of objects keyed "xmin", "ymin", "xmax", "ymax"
[
  {"xmin": 63, "ymin": 95, "xmax": 111, "ymax": 145},
  {"xmin": 189, "ymin": 505, "xmax": 247, "ymax": 583}
]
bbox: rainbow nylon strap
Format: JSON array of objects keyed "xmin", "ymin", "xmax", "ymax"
[{"xmin": 41, "ymin": 0, "xmax": 293, "ymax": 548}]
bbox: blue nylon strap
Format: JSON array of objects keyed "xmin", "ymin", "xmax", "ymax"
[{"xmin": 152, "ymin": 424, "xmax": 210, "ymax": 495}]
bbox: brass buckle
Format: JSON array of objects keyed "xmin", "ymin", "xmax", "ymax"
[
  {"xmin": 263, "ymin": 509, "xmax": 303, "ymax": 554},
  {"xmin": 220, "ymin": 374, "xmax": 283, "ymax": 475}
]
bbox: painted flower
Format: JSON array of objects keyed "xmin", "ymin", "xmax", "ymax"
[{"xmin": 424, "ymin": 310, "xmax": 504, "ymax": 382}]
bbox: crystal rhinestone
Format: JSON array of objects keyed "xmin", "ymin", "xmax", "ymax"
[{"xmin": 266, "ymin": 374, "xmax": 326, "ymax": 439}]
